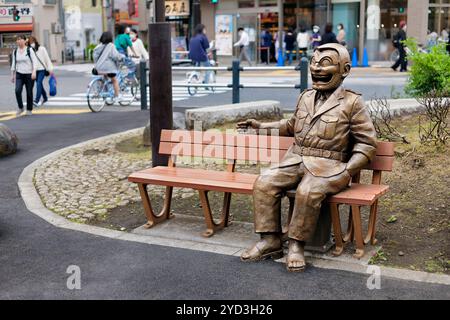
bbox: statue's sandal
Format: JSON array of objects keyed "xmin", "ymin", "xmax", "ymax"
[
  {"xmin": 286, "ymin": 253, "xmax": 306, "ymax": 272},
  {"xmin": 240, "ymin": 244, "xmax": 283, "ymax": 262}
]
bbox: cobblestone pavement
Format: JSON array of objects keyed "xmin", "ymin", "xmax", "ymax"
[{"xmin": 34, "ymin": 130, "xmax": 150, "ymax": 223}]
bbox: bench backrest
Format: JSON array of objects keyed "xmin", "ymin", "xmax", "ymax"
[
  {"xmin": 159, "ymin": 130, "xmax": 395, "ymax": 174},
  {"xmin": 159, "ymin": 129, "xmax": 293, "ymax": 163}
]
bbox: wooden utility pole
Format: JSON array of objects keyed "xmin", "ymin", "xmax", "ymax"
[
  {"xmin": 192, "ymin": 0, "xmax": 201, "ymax": 35},
  {"xmin": 149, "ymin": 0, "xmax": 173, "ymax": 167}
]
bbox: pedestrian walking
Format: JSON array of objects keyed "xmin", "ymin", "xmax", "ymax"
[
  {"xmin": 260, "ymin": 29, "xmax": 272, "ymax": 64},
  {"xmin": 128, "ymin": 29, "xmax": 149, "ymax": 65},
  {"xmin": 391, "ymin": 21, "xmax": 408, "ymax": 72},
  {"xmin": 27, "ymin": 36, "xmax": 53, "ymax": 108},
  {"xmin": 10, "ymin": 35, "xmax": 38, "ymax": 116},
  {"xmin": 188, "ymin": 24, "xmax": 213, "ymax": 84},
  {"xmin": 234, "ymin": 27, "xmax": 252, "ymax": 66},
  {"xmin": 337, "ymin": 23, "xmax": 347, "ymax": 46},
  {"xmin": 320, "ymin": 23, "xmax": 339, "ymax": 45},
  {"xmin": 94, "ymin": 32, "xmax": 124, "ymax": 104},
  {"xmin": 284, "ymin": 28, "xmax": 296, "ymax": 65},
  {"xmin": 311, "ymin": 25, "xmax": 322, "ymax": 49},
  {"xmin": 296, "ymin": 26, "xmax": 310, "ymax": 57}
]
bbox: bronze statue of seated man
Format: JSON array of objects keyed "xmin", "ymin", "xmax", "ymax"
[{"xmin": 237, "ymin": 43, "xmax": 377, "ymax": 272}]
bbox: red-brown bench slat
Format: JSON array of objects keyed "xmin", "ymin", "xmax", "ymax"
[
  {"xmin": 161, "ymin": 129, "xmax": 294, "ymax": 150},
  {"xmin": 159, "ymin": 141, "xmax": 287, "ymax": 163},
  {"xmin": 328, "ymin": 184, "xmax": 390, "ymax": 205},
  {"xmin": 129, "ymin": 167, "xmax": 257, "ymax": 194}
]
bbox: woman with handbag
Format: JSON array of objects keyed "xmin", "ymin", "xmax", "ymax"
[{"xmin": 27, "ymin": 36, "xmax": 54, "ymax": 107}]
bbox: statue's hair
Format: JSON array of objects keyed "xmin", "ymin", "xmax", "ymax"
[{"xmin": 315, "ymin": 43, "xmax": 351, "ymax": 73}]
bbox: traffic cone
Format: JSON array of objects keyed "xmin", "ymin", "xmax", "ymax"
[
  {"xmin": 362, "ymin": 48, "xmax": 369, "ymax": 67},
  {"xmin": 351, "ymin": 48, "xmax": 358, "ymax": 67},
  {"xmin": 277, "ymin": 48, "xmax": 284, "ymax": 66}
]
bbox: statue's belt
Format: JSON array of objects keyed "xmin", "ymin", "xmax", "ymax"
[{"xmin": 293, "ymin": 144, "xmax": 348, "ymax": 162}]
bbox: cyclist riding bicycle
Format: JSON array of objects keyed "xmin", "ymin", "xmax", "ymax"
[
  {"xmin": 189, "ymin": 24, "xmax": 213, "ymax": 85},
  {"xmin": 115, "ymin": 25, "xmax": 138, "ymax": 78},
  {"xmin": 93, "ymin": 32, "xmax": 124, "ymax": 104}
]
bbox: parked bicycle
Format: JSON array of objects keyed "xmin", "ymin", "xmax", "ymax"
[{"xmin": 86, "ymin": 63, "xmax": 139, "ymax": 113}]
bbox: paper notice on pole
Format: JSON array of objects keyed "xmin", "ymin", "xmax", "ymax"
[{"xmin": 215, "ymin": 14, "xmax": 233, "ymax": 56}]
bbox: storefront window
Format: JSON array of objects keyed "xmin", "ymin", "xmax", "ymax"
[
  {"xmin": 259, "ymin": 0, "xmax": 277, "ymax": 7},
  {"xmin": 290, "ymin": 0, "xmax": 328, "ymax": 31},
  {"xmin": 238, "ymin": 0, "xmax": 255, "ymax": 8},
  {"xmin": 363, "ymin": 0, "xmax": 408, "ymax": 61},
  {"xmin": 429, "ymin": 1, "xmax": 450, "ymax": 41}
]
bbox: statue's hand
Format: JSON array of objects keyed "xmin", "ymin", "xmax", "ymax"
[{"xmin": 236, "ymin": 119, "xmax": 261, "ymax": 130}]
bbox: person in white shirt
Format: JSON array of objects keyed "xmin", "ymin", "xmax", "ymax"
[
  {"xmin": 28, "ymin": 36, "xmax": 54, "ymax": 107},
  {"xmin": 128, "ymin": 29, "xmax": 149, "ymax": 65},
  {"xmin": 337, "ymin": 23, "xmax": 347, "ymax": 46},
  {"xmin": 234, "ymin": 28, "xmax": 252, "ymax": 66},
  {"xmin": 10, "ymin": 35, "xmax": 38, "ymax": 116},
  {"xmin": 296, "ymin": 26, "xmax": 310, "ymax": 57}
]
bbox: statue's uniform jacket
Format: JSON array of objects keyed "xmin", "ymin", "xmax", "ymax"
[{"xmin": 253, "ymin": 86, "xmax": 377, "ymax": 241}]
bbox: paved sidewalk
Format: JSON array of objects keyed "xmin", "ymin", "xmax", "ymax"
[{"xmin": 0, "ymin": 111, "xmax": 448, "ymax": 299}]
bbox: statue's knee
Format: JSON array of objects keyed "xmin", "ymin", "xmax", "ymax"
[
  {"xmin": 254, "ymin": 175, "xmax": 280, "ymax": 196},
  {"xmin": 254, "ymin": 176, "xmax": 271, "ymax": 193},
  {"xmin": 296, "ymin": 187, "xmax": 326, "ymax": 209}
]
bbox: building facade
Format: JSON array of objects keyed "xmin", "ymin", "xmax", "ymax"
[
  {"xmin": 198, "ymin": 0, "xmax": 449, "ymax": 63},
  {"xmin": 63, "ymin": 0, "xmax": 103, "ymax": 60},
  {"xmin": 0, "ymin": 0, "xmax": 64, "ymax": 63}
]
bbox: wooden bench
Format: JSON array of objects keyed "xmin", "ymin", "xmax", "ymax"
[{"xmin": 128, "ymin": 129, "xmax": 394, "ymax": 258}]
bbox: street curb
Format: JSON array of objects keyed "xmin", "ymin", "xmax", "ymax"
[{"xmin": 18, "ymin": 128, "xmax": 450, "ymax": 286}]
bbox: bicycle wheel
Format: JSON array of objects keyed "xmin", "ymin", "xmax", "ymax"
[
  {"xmin": 104, "ymin": 82, "xmax": 114, "ymax": 106},
  {"xmin": 87, "ymin": 78, "xmax": 107, "ymax": 113},
  {"xmin": 390, "ymin": 49, "xmax": 399, "ymax": 64},
  {"xmin": 188, "ymin": 74, "xmax": 199, "ymax": 96},
  {"xmin": 119, "ymin": 77, "xmax": 139, "ymax": 106}
]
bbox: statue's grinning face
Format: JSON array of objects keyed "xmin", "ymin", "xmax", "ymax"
[{"xmin": 310, "ymin": 50, "xmax": 343, "ymax": 91}]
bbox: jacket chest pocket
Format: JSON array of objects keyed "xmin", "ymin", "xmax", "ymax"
[
  {"xmin": 318, "ymin": 115, "xmax": 339, "ymax": 140},
  {"xmin": 294, "ymin": 111, "xmax": 308, "ymax": 133}
]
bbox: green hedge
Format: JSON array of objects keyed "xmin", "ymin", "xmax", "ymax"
[{"xmin": 405, "ymin": 38, "xmax": 450, "ymax": 97}]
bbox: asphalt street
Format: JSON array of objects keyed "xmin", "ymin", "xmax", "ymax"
[
  {"xmin": 0, "ymin": 64, "xmax": 407, "ymax": 113},
  {"xmin": 0, "ymin": 111, "xmax": 448, "ymax": 299}
]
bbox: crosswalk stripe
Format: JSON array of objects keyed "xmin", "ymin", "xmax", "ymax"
[{"xmin": 16, "ymin": 85, "xmax": 232, "ymax": 108}]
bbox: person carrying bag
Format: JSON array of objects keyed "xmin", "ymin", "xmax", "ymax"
[{"xmin": 27, "ymin": 36, "xmax": 54, "ymax": 107}]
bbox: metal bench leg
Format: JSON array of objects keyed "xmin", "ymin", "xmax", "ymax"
[
  {"xmin": 343, "ymin": 206, "xmax": 354, "ymax": 243},
  {"xmin": 365, "ymin": 200, "xmax": 379, "ymax": 245},
  {"xmin": 351, "ymin": 205, "xmax": 365, "ymax": 259},
  {"xmin": 198, "ymin": 190, "xmax": 232, "ymax": 237},
  {"xmin": 138, "ymin": 184, "xmax": 174, "ymax": 229},
  {"xmin": 222, "ymin": 192, "xmax": 232, "ymax": 228},
  {"xmin": 330, "ymin": 203, "xmax": 344, "ymax": 256}
]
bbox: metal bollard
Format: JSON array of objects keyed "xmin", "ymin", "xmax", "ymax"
[
  {"xmin": 61, "ymin": 50, "xmax": 65, "ymax": 64},
  {"xmin": 300, "ymin": 57, "xmax": 309, "ymax": 92},
  {"xmin": 139, "ymin": 61, "xmax": 148, "ymax": 110},
  {"xmin": 231, "ymin": 60, "xmax": 240, "ymax": 104}
]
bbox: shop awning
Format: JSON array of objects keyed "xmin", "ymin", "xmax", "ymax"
[
  {"xmin": 0, "ymin": 24, "xmax": 33, "ymax": 32},
  {"xmin": 116, "ymin": 19, "xmax": 139, "ymax": 26}
]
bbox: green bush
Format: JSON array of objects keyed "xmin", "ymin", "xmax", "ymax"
[{"xmin": 405, "ymin": 38, "xmax": 450, "ymax": 97}]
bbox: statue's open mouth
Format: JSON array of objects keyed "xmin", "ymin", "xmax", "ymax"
[{"xmin": 311, "ymin": 74, "xmax": 333, "ymax": 83}]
